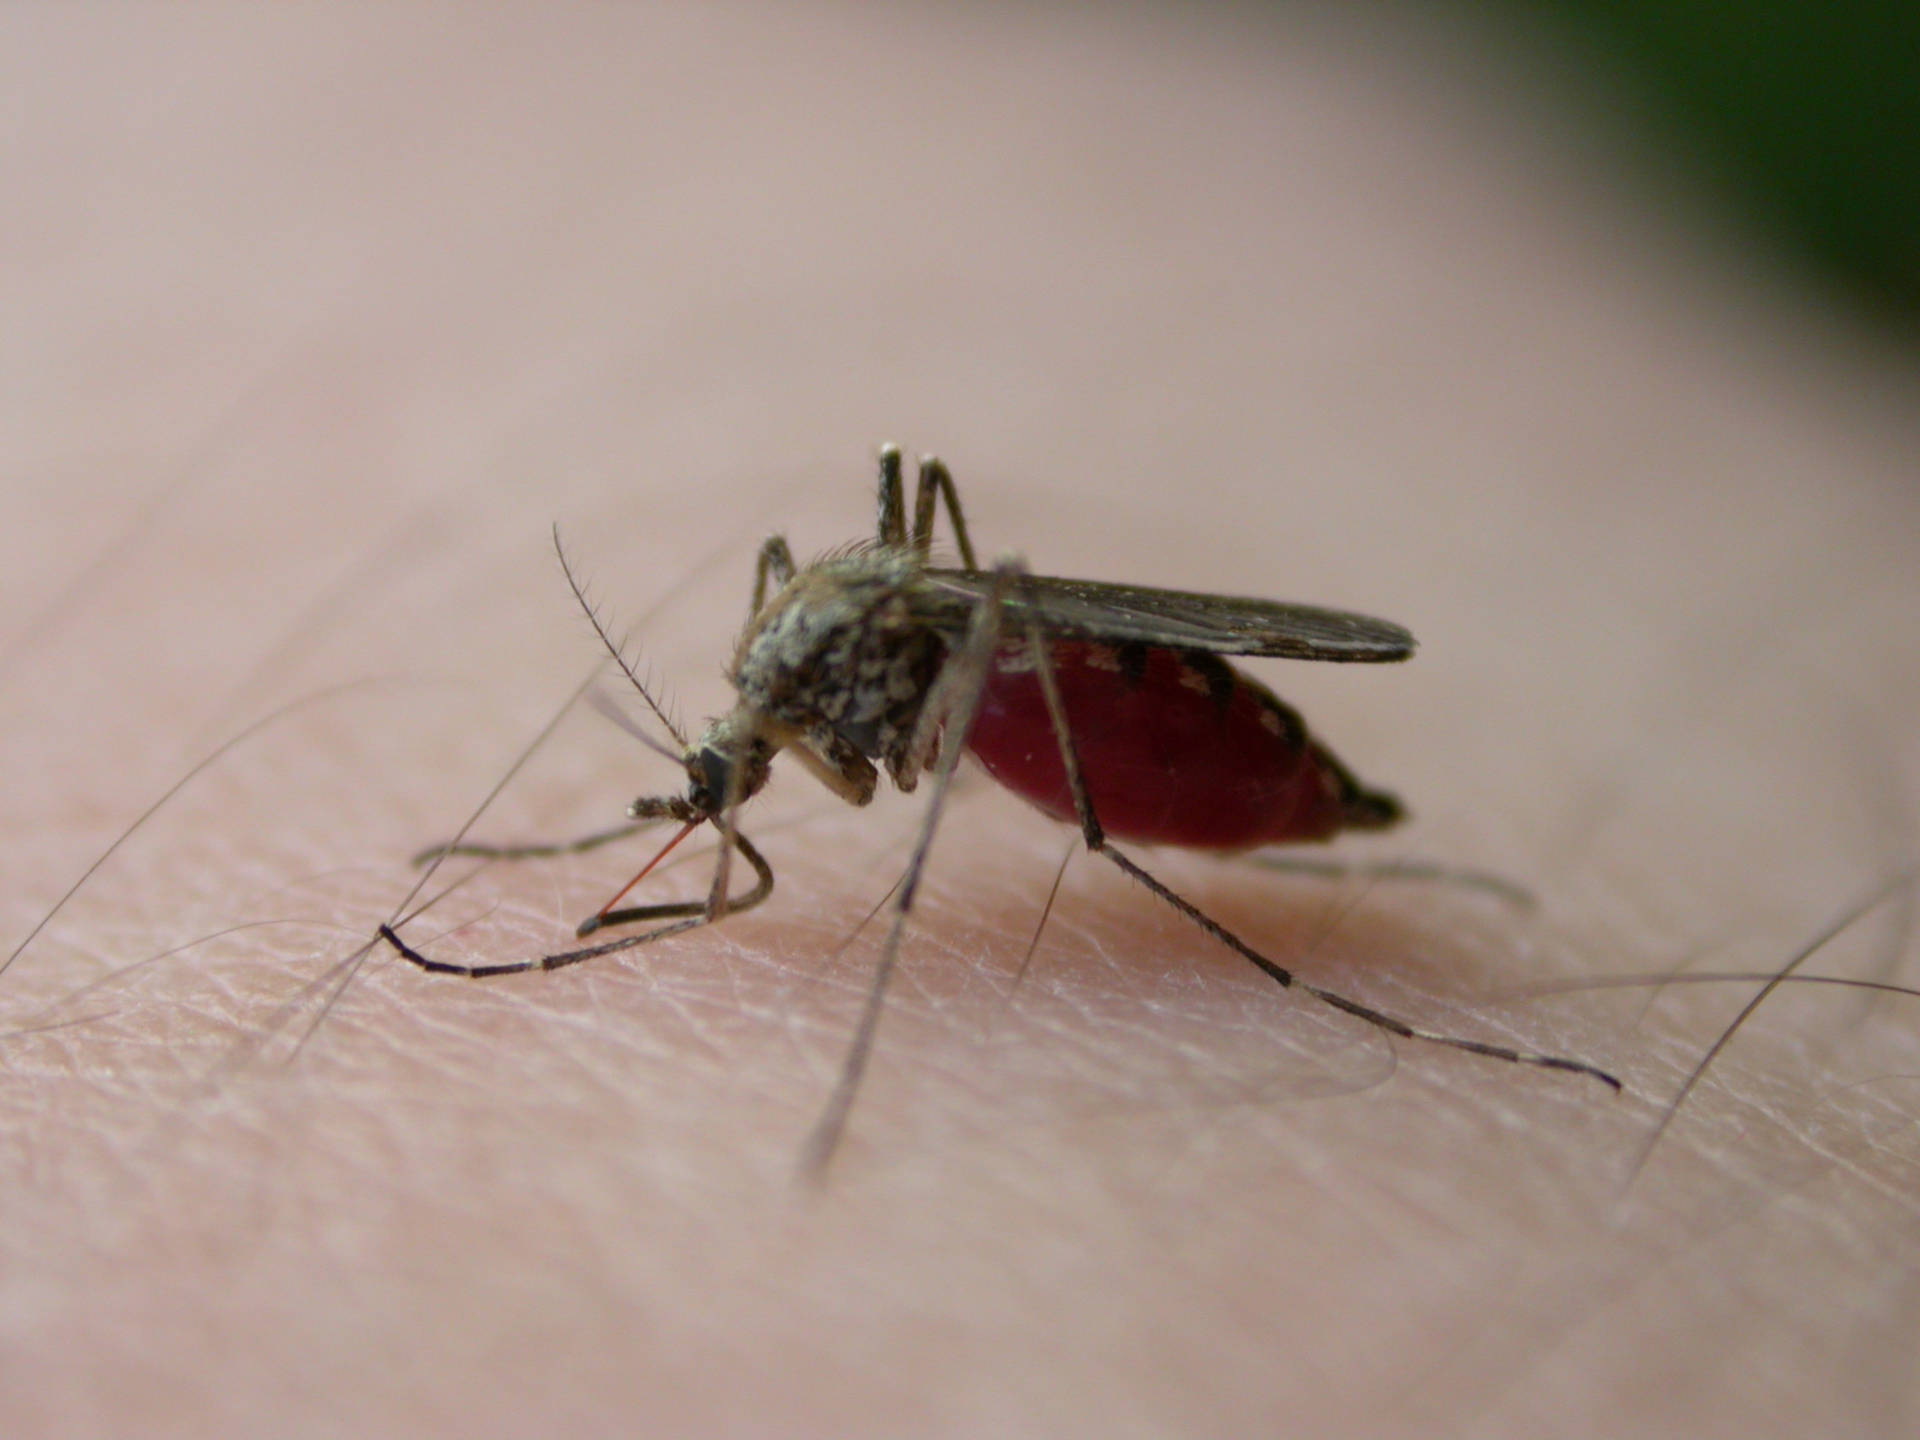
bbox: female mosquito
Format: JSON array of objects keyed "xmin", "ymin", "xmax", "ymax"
[{"xmin": 380, "ymin": 445, "xmax": 1619, "ymax": 1175}]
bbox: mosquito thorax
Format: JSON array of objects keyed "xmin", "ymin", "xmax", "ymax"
[{"xmin": 730, "ymin": 552, "xmax": 948, "ymax": 766}]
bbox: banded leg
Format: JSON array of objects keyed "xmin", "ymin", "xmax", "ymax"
[
  {"xmin": 750, "ymin": 535, "xmax": 798, "ymax": 617},
  {"xmin": 383, "ymin": 829, "xmax": 774, "ymax": 977},
  {"xmin": 911, "ymin": 456, "xmax": 978, "ymax": 569},
  {"xmin": 873, "ymin": 443, "xmax": 979, "ymax": 570},
  {"xmin": 875, "ymin": 443, "xmax": 908, "ymax": 548},
  {"xmin": 1016, "ymin": 582, "xmax": 1621, "ymax": 1092},
  {"xmin": 411, "ymin": 822, "xmax": 647, "ymax": 867}
]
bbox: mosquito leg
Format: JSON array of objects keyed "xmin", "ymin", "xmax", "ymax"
[
  {"xmin": 703, "ymin": 714, "xmax": 768, "ymax": 928},
  {"xmin": 1016, "ymin": 589, "xmax": 1621, "ymax": 1092},
  {"xmin": 910, "ymin": 455, "xmax": 979, "ymax": 571},
  {"xmin": 411, "ymin": 822, "xmax": 647, "ymax": 867},
  {"xmin": 785, "ymin": 727, "xmax": 880, "ymax": 806},
  {"xmin": 797, "ymin": 556, "xmax": 1020, "ymax": 1180},
  {"xmin": 750, "ymin": 535, "xmax": 798, "ymax": 617},
  {"xmin": 588, "ymin": 830, "xmax": 775, "ymax": 933},
  {"xmin": 1241, "ymin": 854, "xmax": 1536, "ymax": 911},
  {"xmin": 381, "ymin": 829, "xmax": 773, "ymax": 976},
  {"xmin": 379, "ymin": 917, "xmax": 706, "ymax": 977},
  {"xmin": 873, "ymin": 442, "xmax": 981, "ymax": 569},
  {"xmin": 875, "ymin": 443, "xmax": 908, "ymax": 548}
]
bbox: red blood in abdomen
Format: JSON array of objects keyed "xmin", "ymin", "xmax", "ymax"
[{"xmin": 966, "ymin": 641, "xmax": 1367, "ymax": 850}]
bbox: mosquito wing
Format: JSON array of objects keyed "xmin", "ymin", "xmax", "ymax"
[{"xmin": 915, "ymin": 569, "xmax": 1415, "ymax": 662}]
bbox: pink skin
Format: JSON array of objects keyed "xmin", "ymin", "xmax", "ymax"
[{"xmin": 5, "ymin": 5, "xmax": 1919, "ymax": 1436}]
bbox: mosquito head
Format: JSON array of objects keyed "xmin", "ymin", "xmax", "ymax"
[{"xmin": 640, "ymin": 710, "xmax": 774, "ymax": 821}]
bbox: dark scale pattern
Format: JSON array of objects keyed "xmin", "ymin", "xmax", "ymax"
[{"xmin": 732, "ymin": 555, "xmax": 950, "ymax": 766}]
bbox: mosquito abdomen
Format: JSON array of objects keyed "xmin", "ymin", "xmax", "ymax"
[{"xmin": 967, "ymin": 639, "xmax": 1400, "ymax": 849}]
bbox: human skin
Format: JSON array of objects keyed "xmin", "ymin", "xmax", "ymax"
[{"xmin": 4, "ymin": 4, "xmax": 1919, "ymax": 1435}]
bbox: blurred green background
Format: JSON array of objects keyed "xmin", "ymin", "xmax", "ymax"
[{"xmin": 1483, "ymin": 1, "xmax": 1920, "ymax": 330}]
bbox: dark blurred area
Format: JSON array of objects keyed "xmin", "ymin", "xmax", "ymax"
[{"xmin": 1481, "ymin": 1, "xmax": 1920, "ymax": 333}]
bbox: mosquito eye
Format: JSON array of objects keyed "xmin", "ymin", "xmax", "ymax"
[{"xmin": 690, "ymin": 747, "xmax": 731, "ymax": 810}]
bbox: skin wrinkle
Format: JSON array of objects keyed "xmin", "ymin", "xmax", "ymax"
[{"xmin": 1507, "ymin": 1118, "xmax": 1894, "ymax": 1422}]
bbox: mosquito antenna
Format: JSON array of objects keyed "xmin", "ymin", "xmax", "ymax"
[
  {"xmin": 642, "ymin": 656, "xmax": 687, "ymax": 750},
  {"xmin": 553, "ymin": 524, "xmax": 688, "ymax": 748}
]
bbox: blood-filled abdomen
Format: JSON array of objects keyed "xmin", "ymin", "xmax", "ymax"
[{"xmin": 966, "ymin": 640, "xmax": 1401, "ymax": 849}]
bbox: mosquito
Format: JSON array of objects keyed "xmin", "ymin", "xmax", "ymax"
[{"xmin": 379, "ymin": 445, "xmax": 1620, "ymax": 1175}]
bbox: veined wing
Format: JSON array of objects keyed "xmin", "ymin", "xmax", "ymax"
[{"xmin": 915, "ymin": 569, "xmax": 1415, "ymax": 662}]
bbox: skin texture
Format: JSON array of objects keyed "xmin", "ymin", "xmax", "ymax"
[{"xmin": 5, "ymin": 4, "xmax": 1919, "ymax": 1435}]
